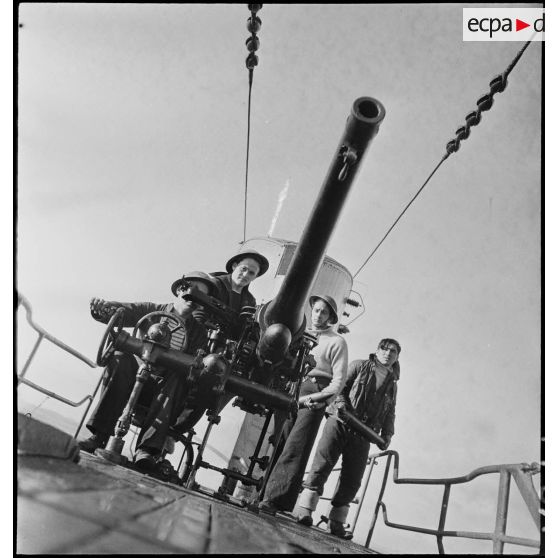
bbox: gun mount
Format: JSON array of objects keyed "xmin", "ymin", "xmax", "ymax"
[
  {"xmin": 93, "ymin": 96, "xmax": 385, "ymax": 496},
  {"xmin": 96, "ymin": 306, "xmax": 298, "ymax": 414}
]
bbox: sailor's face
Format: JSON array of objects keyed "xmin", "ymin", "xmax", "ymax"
[
  {"xmin": 231, "ymin": 258, "xmax": 260, "ymax": 288},
  {"xmin": 311, "ymin": 300, "xmax": 331, "ymax": 329},
  {"xmin": 376, "ymin": 343, "xmax": 399, "ymax": 367}
]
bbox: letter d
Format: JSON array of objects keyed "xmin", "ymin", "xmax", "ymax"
[{"xmin": 534, "ymin": 14, "xmax": 544, "ymax": 33}]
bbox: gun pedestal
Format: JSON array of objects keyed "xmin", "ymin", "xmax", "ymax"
[
  {"xmin": 95, "ymin": 359, "xmax": 155, "ymax": 465},
  {"xmin": 95, "ymin": 441, "xmax": 127, "ymax": 465},
  {"xmin": 186, "ymin": 408, "xmax": 280, "ymax": 505}
]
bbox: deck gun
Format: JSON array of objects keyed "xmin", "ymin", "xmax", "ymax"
[{"xmin": 94, "ymin": 96, "xmax": 386, "ymax": 494}]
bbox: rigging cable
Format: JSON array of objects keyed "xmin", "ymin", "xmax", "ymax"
[
  {"xmin": 243, "ymin": 4, "xmax": 263, "ymax": 243},
  {"xmin": 352, "ymin": 36, "xmax": 536, "ymax": 280}
]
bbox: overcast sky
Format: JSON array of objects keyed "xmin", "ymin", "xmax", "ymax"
[{"xmin": 16, "ymin": 3, "xmax": 544, "ymax": 553}]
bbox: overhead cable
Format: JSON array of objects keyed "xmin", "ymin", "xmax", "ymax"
[{"xmin": 353, "ymin": 37, "xmax": 535, "ymax": 279}]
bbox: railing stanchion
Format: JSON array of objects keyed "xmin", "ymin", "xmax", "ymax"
[
  {"xmin": 350, "ymin": 456, "xmax": 376, "ymax": 534},
  {"xmin": 17, "ymin": 333, "xmax": 44, "ymax": 384},
  {"xmin": 436, "ymin": 484, "xmax": 451, "ymax": 554},
  {"xmin": 493, "ymin": 470, "xmax": 511, "ymax": 554},
  {"xmin": 73, "ymin": 370, "xmax": 107, "ymax": 439},
  {"xmin": 365, "ymin": 451, "xmax": 392, "ymax": 547}
]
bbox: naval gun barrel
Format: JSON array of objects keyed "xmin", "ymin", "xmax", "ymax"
[{"xmin": 258, "ymin": 97, "xmax": 385, "ymax": 356}]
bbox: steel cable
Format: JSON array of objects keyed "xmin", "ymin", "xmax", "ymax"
[{"xmin": 353, "ymin": 37, "xmax": 535, "ymax": 280}]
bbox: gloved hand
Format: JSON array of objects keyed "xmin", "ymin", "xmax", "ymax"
[
  {"xmin": 378, "ymin": 435, "xmax": 392, "ymax": 451},
  {"xmin": 90, "ymin": 297, "xmax": 114, "ymax": 322}
]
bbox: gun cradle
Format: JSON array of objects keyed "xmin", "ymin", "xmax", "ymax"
[{"xmin": 112, "ymin": 328, "xmax": 299, "ymax": 413}]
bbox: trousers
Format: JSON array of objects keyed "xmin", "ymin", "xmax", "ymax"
[
  {"xmin": 86, "ymin": 352, "xmax": 190, "ymax": 452},
  {"xmin": 261, "ymin": 377, "xmax": 329, "ymax": 511}
]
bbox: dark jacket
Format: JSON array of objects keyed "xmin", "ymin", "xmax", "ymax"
[
  {"xmin": 210, "ymin": 273, "xmax": 257, "ymax": 311},
  {"xmin": 207, "ymin": 273, "xmax": 257, "ymax": 339},
  {"xmin": 92, "ymin": 301, "xmax": 208, "ymax": 355},
  {"xmin": 332, "ymin": 354, "xmax": 399, "ymax": 439}
]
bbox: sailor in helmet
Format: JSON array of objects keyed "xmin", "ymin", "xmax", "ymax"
[
  {"xmin": 205, "ymin": 247, "xmax": 269, "ymax": 337},
  {"xmin": 172, "ymin": 248, "xmax": 269, "ymax": 432},
  {"xmin": 259, "ymin": 294, "xmax": 349, "ymax": 517},
  {"xmin": 79, "ymin": 271, "xmax": 217, "ymax": 472}
]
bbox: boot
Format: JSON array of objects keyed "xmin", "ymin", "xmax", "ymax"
[
  {"xmin": 258, "ymin": 500, "xmax": 280, "ymax": 516},
  {"xmin": 134, "ymin": 448, "xmax": 158, "ymax": 472},
  {"xmin": 293, "ymin": 489, "xmax": 320, "ymax": 526},
  {"xmin": 78, "ymin": 432, "xmax": 109, "ymax": 453},
  {"xmin": 328, "ymin": 504, "xmax": 353, "ymax": 540}
]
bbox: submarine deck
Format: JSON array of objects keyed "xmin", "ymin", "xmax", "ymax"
[{"xmin": 17, "ymin": 451, "xmax": 378, "ymax": 554}]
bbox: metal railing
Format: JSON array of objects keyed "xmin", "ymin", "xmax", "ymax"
[
  {"xmin": 16, "ymin": 293, "xmax": 103, "ymax": 439},
  {"xmin": 318, "ymin": 449, "xmax": 541, "ymax": 554}
]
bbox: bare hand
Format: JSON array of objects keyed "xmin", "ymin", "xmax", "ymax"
[
  {"xmin": 298, "ymin": 396, "xmax": 325, "ymax": 410},
  {"xmin": 298, "ymin": 395, "xmax": 316, "ymax": 409},
  {"xmin": 378, "ymin": 436, "xmax": 392, "ymax": 451}
]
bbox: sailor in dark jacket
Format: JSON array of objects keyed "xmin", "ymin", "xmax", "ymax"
[
  {"xmin": 78, "ymin": 272, "xmax": 217, "ymax": 471},
  {"xmin": 293, "ymin": 338, "xmax": 401, "ymax": 538},
  {"xmin": 172, "ymin": 248, "xmax": 269, "ymax": 431},
  {"xmin": 212, "ymin": 248, "xmax": 268, "ymax": 311}
]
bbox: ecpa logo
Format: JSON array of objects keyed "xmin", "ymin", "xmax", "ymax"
[{"xmin": 463, "ymin": 8, "xmax": 544, "ymax": 41}]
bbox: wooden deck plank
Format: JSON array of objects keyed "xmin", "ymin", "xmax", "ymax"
[
  {"xmin": 17, "ymin": 495, "xmax": 105, "ymax": 554},
  {"xmin": 35, "ymin": 488, "xmax": 170, "ymax": 525},
  {"xmin": 17, "ymin": 455, "xmax": 128, "ymax": 493},
  {"xmin": 272, "ymin": 513, "xmax": 377, "ymax": 554},
  {"xmin": 208, "ymin": 503, "xmax": 294, "ymax": 554},
  {"xmin": 127, "ymin": 495, "xmax": 212, "ymax": 554},
  {"xmin": 66, "ymin": 530, "xmax": 178, "ymax": 555}
]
